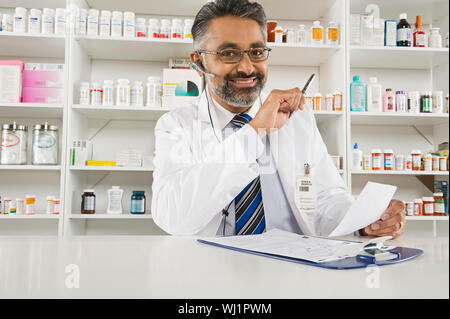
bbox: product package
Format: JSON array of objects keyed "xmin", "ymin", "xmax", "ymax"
[
  {"xmin": 162, "ymin": 69, "xmax": 203, "ymax": 108},
  {"xmin": 385, "ymin": 20, "xmax": 397, "ymax": 46},
  {"xmin": 71, "ymin": 139, "xmax": 93, "ymax": 166},
  {"xmin": 22, "ymin": 87, "xmax": 64, "ymax": 104},
  {"xmin": 0, "ymin": 60, "xmax": 24, "ymax": 103}
]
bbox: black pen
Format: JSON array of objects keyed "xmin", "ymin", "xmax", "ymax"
[{"xmin": 302, "ymin": 73, "xmax": 315, "ymax": 94}]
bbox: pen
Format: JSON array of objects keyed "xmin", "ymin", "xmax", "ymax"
[{"xmin": 302, "ymin": 73, "xmax": 315, "ymax": 94}]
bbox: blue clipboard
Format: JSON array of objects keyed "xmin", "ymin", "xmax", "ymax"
[{"xmin": 197, "ymin": 239, "xmax": 424, "ymax": 270}]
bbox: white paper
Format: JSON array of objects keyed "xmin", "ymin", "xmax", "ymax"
[
  {"xmin": 329, "ymin": 182, "xmax": 397, "ymax": 237},
  {"xmin": 200, "ymin": 229, "xmax": 363, "ymax": 263}
]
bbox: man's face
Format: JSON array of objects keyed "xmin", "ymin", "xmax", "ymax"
[{"xmin": 196, "ymin": 16, "xmax": 268, "ymax": 108}]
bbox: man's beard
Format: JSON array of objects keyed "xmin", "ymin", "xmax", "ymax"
[{"xmin": 210, "ymin": 71, "xmax": 265, "ymax": 107}]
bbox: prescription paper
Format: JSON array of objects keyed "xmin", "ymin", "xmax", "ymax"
[{"xmin": 329, "ymin": 181, "xmax": 397, "ymax": 237}]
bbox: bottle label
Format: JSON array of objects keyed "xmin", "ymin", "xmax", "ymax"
[
  {"xmin": 327, "ymin": 28, "xmax": 338, "ymax": 41},
  {"xmin": 131, "ymin": 199, "xmax": 145, "ymax": 213},
  {"xmin": 384, "ymin": 155, "xmax": 394, "ymax": 169},
  {"xmin": 415, "ymin": 33, "xmax": 426, "ymax": 46},
  {"xmin": 83, "ymin": 197, "xmax": 95, "ymax": 210},
  {"xmin": 397, "ymin": 28, "xmax": 412, "ymax": 42},
  {"xmin": 352, "ymin": 86, "xmax": 364, "ymax": 107},
  {"xmin": 435, "ymin": 202, "xmax": 445, "ymax": 214},
  {"xmin": 312, "ymin": 28, "xmax": 323, "ymax": 40}
]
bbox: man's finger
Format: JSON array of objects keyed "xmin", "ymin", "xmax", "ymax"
[{"xmin": 371, "ymin": 213, "xmax": 404, "ymax": 230}]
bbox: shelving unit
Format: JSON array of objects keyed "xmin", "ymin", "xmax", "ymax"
[{"xmin": 0, "ymin": 0, "xmax": 448, "ymax": 236}]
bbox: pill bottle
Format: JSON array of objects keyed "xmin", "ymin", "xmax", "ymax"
[
  {"xmin": 446, "ymin": 94, "xmax": 449, "ymax": 113},
  {"xmin": 130, "ymin": 190, "xmax": 146, "ymax": 214},
  {"xmin": 16, "ymin": 198, "xmax": 24, "ymax": 215},
  {"xmin": 111, "ymin": 11, "xmax": 122, "ymax": 37},
  {"xmin": 406, "ymin": 202, "xmax": 414, "ymax": 216},
  {"xmin": 131, "ymin": 81, "xmax": 145, "ymax": 106},
  {"xmin": 123, "ymin": 11, "xmax": 135, "ymax": 38},
  {"xmin": 116, "ymin": 79, "xmax": 131, "ymax": 106},
  {"xmin": 79, "ymin": 82, "xmax": 90, "ymax": 105},
  {"xmin": 432, "ymin": 91, "xmax": 443, "ymax": 113},
  {"xmin": 313, "ymin": 93, "xmax": 322, "ymax": 111},
  {"xmin": 25, "ymin": 195, "xmax": 36, "ymax": 215},
  {"xmin": 371, "ymin": 149, "xmax": 383, "ymax": 170},
  {"xmin": 90, "ymin": 82, "xmax": 102, "ymax": 105},
  {"xmin": 28, "ymin": 9, "xmax": 42, "ymax": 34},
  {"xmin": 324, "ymin": 94, "xmax": 333, "ymax": 111},
  {"xmin": 136, "ymin": 17, "xmax": 146, "ymax": 37},
  {"xmin": 411, "ymin": 150, "xmax": 422, "ymax": 171},
  {"xmin": 46, "ymin": 196, "xmax": 55, "ymax": 214},
  {"xmin": 326, "ymin": 21, "xmax": 339, "ymax": 45},
  {"xmin": 363, "ymin": 155, "xmax": 372, "ymax": 170},
  {"xmin": 160, "ymin": 19, "xmax": 170, "ymax": 39},
  {"xmin": 13, "ymin": 7, "xmax": 27, "ymax": 33},
  {"xmin": 99, "ymin": 10, "xmax": 111, "ymax": 37},
  {"xmin": 405, "ymin": 154, "xmax": 413, "ymax": 170},
  {"xmin": 432, "ymin": 155, "xmax": 439, "ymax": 171},
  {"xmin": 102, "ymin": 80, "xmax": 114, "ymax": 106},
  {"xmin": 433, "ymin": 193, "xmax": 445, "ymax": 216},
  {"xmin": 3, "ymin": 198, "xmax": 11, "ymax": 214},
  {"xmin": 332, "ymin": 91, "xmax": 343, "ymax": 111},
  {"xmin": 423, "ymin": 153, "xmax": 432, "ymax": 171},
  {"xmin": 2, "ymin": 14, "xmax": 13, "ymax": 32},
  {"xmin": 75, "ymin": 8, "xmax": 87, "ymax": 36},
  {"xmin": 413, "ymin": 199, "xmax": 423, "ymax": 216},
  {"xmin": 311, "ymin": 21, "xmax": 323, "ymax": 45},
  {"xmin": 87, "ymin": 9, "xmax": 99, "ymax": 36},
  {"xmin": 286, "ymin": 28, "xmax": 296, "ymax": 43},
  {"xmin": 296, "ymin": 24, "xmax": 307, "ymax": 44},
  {"xmin": 146, "ymin": 76, "xmax": 162, "ymax": 107},
  {"xmin": 422, "ymin": 197, "xmax": 434, "ymax": 216},
  {"xmin": 183, "ymin": 19, "xmax": 193, "ymax": 39},
  {"xmin": 148, "ymin": 18, "xmax": 160, "ymax": 39},
  {"xmin": 421, "ymin": 92, "xmax": 432, "ymax": 113},
  {"xmin": 81, "ymin": 190, "xmax": 96, "ymax": 214},
  {"xmin": 407, "ymin": 91, "xmax": 420, "ymax": 113},
  {"xmin": 273, "ymin": 26, "xmax": 283, "ymax": 43},
  {"xmin": 53, "ymin": 198, "xmax": 60, "ymax": 215},
  {"xmin": 428, "ymin": 28, "xmax": 442, "ymax": 48},
  {"xmin": 267, "ymin": 20, "xmax": 277, "ymax": 42},
  {"xmin": 439, "ymin": 156, "xmax": 447, "ymax": 171},
  {"xmin": 171, "ymin": 18, "xmax": 182, "ymax": 39},
  {"xmin": 384, "ymin": 149, "xmax": 394, "ymax": 170},
  {"xmin": 383, "ymin": 88, "xmax": 395, "ymax": 112},
  {"xmin": 54, "ymin": 8, "xmax": 66, "ymax": 35},
  {"xmin": 395, "ymin": 154, "xmax": 404, "ymax": 170},
  {"xmin": 395, "ymin": 91, "xmax": 407, "ymax": 112}
]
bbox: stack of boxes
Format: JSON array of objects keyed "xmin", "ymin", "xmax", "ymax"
[{"xmin": 22, "ymin": 63, "xmax": 64, "ymax": 104}]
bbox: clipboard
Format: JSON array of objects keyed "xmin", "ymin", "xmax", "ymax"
[{"xmin": 197, "ymin": 236, "xmax": 423, "ymax": 270}]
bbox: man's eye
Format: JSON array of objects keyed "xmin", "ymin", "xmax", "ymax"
[
  {"xmin": 251, "ymin": 49, "xmax": 264, "ymax": 56},
  {"xmin": 221, "ymin": 50, "xmax": 238, "ymax": 57}
]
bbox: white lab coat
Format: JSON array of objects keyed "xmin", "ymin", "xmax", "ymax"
[{"xmin": 151, "ymin": 90, "xmax": 354, "ymax": 236}]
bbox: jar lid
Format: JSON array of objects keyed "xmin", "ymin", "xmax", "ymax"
[
  {"xmin": 2, "ymin": 122, "xmax": 27, "ymax": 131},
  {"xmin": 83, "ymin": 189, "xmax": 95, "ymax": 193},
  {"xmin": 433, "ymin": 192, "xmax": 444, "ymax": 196},
  {"xmin": 422, "ymin": 197, "xmax": 434, "ymax": 201},
  {"xmin": 33, "ymin": 122, "xmax": 58, "ymax": 131}
]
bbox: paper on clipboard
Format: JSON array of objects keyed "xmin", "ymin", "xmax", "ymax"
[{"xmin": 329, "ymin": 182, "xmax": 397, "ymax": 237}]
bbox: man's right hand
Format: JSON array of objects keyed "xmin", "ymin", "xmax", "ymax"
[{"xmin": 249, "ymin": 88, "xmax": 304, "ymax": 137}]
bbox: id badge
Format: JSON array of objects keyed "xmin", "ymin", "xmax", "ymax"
[{"xmin": 295, "ymin": 163, "xmax": 317, "ymax": 215}]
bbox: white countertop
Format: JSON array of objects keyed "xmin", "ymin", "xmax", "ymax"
[{"xmin": 0, "ymin": 234, "xmax": 448, "ymax": 299}]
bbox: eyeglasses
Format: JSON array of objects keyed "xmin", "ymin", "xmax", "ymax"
[{"xmin": 196, "ymin": 47, "xmax": 271, "ymax": 64}]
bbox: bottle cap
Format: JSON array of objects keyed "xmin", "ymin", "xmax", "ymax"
[
  {"xmin": 371, "ymin": 149, "xmax": 382, "ymax": 154},
  {"xmin": 84, "ymin": 189, "xmax": 95, "ymax": 193},
  {"xmin": 411, "ymin": 149, "xmax": 422, "ymax": 154},
  {"xmin": 353, "ymin": 75, "xmax": 360, "ymax": 81},
  {"xmin": 386, "ymin": 88, "xmax": 392, "ymax": 91},
  {"xmin": 384, "ymin": 149, "xmax": 394, "ymax": 154},
  {"xmin": 399, "ymin": 13, "xmax": 407, "ymax": 20},
  {"xmin": 112, "ymin": 186, "xmax": 121, "ymax": 189},
  {"xmin": 313, "ymin": 20, "xmax": 321, "ymax": 26},
  {"xmin": 415, "ymin": 15, "xmax": 422, "ymax": 27},
  {"xmin": 422, "ymin": 197, "xmax": 434, "ymax": 202},
  {"xmin": 353, "ymin": 142, "xmax": 359, "ymax": 149},
  {"xmin": 433, "ymin": 192, "xmax": 444, "ymax": 197}
]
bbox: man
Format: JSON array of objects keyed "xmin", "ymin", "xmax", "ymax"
[{"xmin": 151, "ymin": 0, "xmax": 406, "ymax": 238}]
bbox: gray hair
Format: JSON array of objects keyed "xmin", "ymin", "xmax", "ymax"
[{"xmin": 192, "ymin": 0, "xmax": 267, "ymax": 50}]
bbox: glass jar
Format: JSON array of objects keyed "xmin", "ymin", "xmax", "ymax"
[
  {"xmin": 81, "ymin": 189, "xmax": 96, "ymax": 214},
  {"xmin": 1, "ymin": 123, "xmax": 28, "ymax": 165},
  {"xmin": 32, "ymin": 123, "xmax": 59, "ymax": 165},
  {"xmin": 130, "ymin": 190, "xmax": 146, "ymax": 214}
]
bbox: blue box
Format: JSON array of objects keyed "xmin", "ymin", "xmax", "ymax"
[{"xmin": 435, "ymin": 181, "xmax": 449, "ymax": 215}]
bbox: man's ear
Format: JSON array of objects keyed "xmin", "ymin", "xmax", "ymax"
[{"xmin": 190, "ymin": 51, "xmax": 204, "ymax": 77}]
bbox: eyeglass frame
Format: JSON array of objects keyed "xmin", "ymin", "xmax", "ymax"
[{"xmin": 196, "ymin": 47, "xmax": 272, "ymax": 64}]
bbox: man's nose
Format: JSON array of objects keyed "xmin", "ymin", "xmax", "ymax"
[{"xmin": 235, "ymin": 51, "xmax": 256, "ymax": 76}]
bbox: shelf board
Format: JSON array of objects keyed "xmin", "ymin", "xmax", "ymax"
[
  {"xmin": 69, "ymin": 212, "xmax": 152, "ymax": 219},
  {"xmin": 0, "ymin": 103, "xmax": 64, "ymax": 119},
  {"xmin": 350, "ymin": 46, "xmax": 449, "ymax": 69},
  {"xmin": 72, "ymin": 104, "xmax": 170, "ymax": 121},
  {"xmin": 0, "ymin": 165, "xmax": 61, "ymax": 171},
  {"xmin": 266, "ymin": 43, "xmax": 342, "ymax": 66},
  {"xmin": 352, "ymin": 170, "xmax": 449, "ymax": 176},
  {"xmin": 406, "ymin": 216, "xmax": 449, "ymax": 221},
  {"xmin": 0, "ymin": 214, "xmax": 60, "ymax": 219},
  {"xmin": 0, "ymin": 33, "xmax": 65, "ymax": 58},
  {"xmin": 70, "ymin": 166, "xmax": 153, "ymax": 172},
  {"xmin": 351, "ymin": 112, "xmax": 449, "ymax": 126}
]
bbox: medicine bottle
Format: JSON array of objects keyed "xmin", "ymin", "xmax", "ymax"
[
  {"xmin": 79, "ymin": 82, "xmax": 90, "ymax": 105},
  {"xmin": 411, "ymin": 150, "xmax": 422, "ymax": 171},
  {"xmin": 421, "ymin": 92, "xmax": 432, "ymax": 113},
  {"xmin": 111, "ymin": 11, "xmax": 122, "ymax": 37},
  {"xmin": 102, "ymin": 80, "xmax": 114, "ymax": 106},
  {"xmin": 160, "ymin": 19, "xmax": 170, "ymax": 39},
  {"xmin": 371, "ymin": 149, "xmax": 382, "ymax": 170},
  {"xmin": 405, "ymin": 154, "xmax": 413, "ymax": 170},
  {"xmin": 123, "ymin": 11, "xmax": 135, "ymax": 38},
  {"xmin": 90, "ymin": 82, "xmax": 103, "ymax": 105},
  {"xmin": 13, "ymin": 7, "xmax": 27, "ymax": 33},
  {"xmin": 384, "ymin": 149, "xmax": 394, "ymax": 170},
  {"xmin": 28, "ymin": 9, "xmax": 42, "ymax": 34},
  {"xmin": 423, "ymin": 153, "xmax": 432, "ymax": 171},
  {"xmin": 325, "ymin": 94, "xmax": 333, "ymax": 111},
  {"xmin": 422, "ymin": 197, "xmax": 434, "ymax": 216},
  {"xmin": 25, "ymin": 195, "xmax": 36, "ymax": 215},
  {"xmin": 395, "ymin": 90, "xmax": 407, "ymax": 112},
  {"xmin": 432, "ymin": 91, "xmax": 443, "ymax": 113},
  {"xmin": 41, "ymin": 8, "xmax": 54, "ymax": 34},
  {"xmin": 286, "ymin": 28, "xmax": 296, "ymax": 43},
  {"xmin": 413, "ymin": 16, "xmax": 426, "ymax": 47},
  {"xmin": 439, "ymin": 156, "xmax": 447, "ymax": 171},
  {"xmin": 406, "ymin": 202, "xmax": 414, "ymax": 216},
  {"xmin": 54, "ymin": 8, "xmax": 66, "ymax": 35},
  {"xmin": 397, "ymin": 13, "xmax": 412, "ymax": 47},
  {"xmin": 131, "ymin": 81, "xmax": 144, "ymax": 106},
  {"xmin": 367, "ymin": 77, "xmax": 382, "ymax": 112},
  {"xmin": 332, "ymin": 91, "xmax": 343, "ymax": 111},
  {"xmin": 395, "ymin": 154, "xmax": 404, "ymax": 171},
  {"xmin": 313, "ymin": 93, "xmax": 322, "ymax": 111},
  {"xmin": 326, "ymin": 21, "xmax": 339, "ymax": 45},
  {"xmin": 2, "ymin": 14, "xmax": 13, "ymax": 32},
  {"xmin": 146, "ymin": 76, "xmax": 162, "ymax": 107},
  {"xmin": 16, "ymin": 198, "xmax": 24, "ymax": 215},
  {"xmin": 46, "ymin": 196, "xmax": 55, "ymax": 215},
  {"xmin": 432, "ymin": 155, "xmax": 439, "ymax": 171},
  {"xmin": 75, "ymin": 8, "xmax": 87, "ymax": 36},
  {"xmin": 171, "ymin": 18, "xmax": 182, "ymax": 39},
  {"xmin": 183, "ymin": 19, "xmax": 193, "ymax": 39},
  {"xmin": 136, "ymin": 17, "xmax": 146, "ymax": 37},
  {"xmin": 87, "ymin": 9, "xmax": 99, "ymax": 36},
  {"xmin": 382, "ymin": 88, "xmax": 395, "ymax": 112},
  {"xmin": 413, "ymin": 199, "xmax": 423, "ymax": 216},
  {"xmin": 363, "ymin": 155, "xmax": 372, "ymax": 170},
  {"xmin": 267, "ymin": 20, "xmax": 277, "ymax": 42},
  {"xmin": 408, "ymin": 91, "xmax": 420, "ymax": 113},
  {"xmin": 81, "ymin": 190, "xmax": 96, "ymax": 214},
  {"xmin": 148, "ymin": 18, "xmax": 160, "ymax": 39},
  {"xmin": 428, "ymin": 28, "xmax": 442, "ymax": 48},
  {"xmin": 311, "ymin": 21, "xmax": 323, "ymax": 45},
  {"xmin": 304, "ymin": 94, "xmax": 312, "ymax": 110},
  {"xmin": 99, "ymin": 10, "xmax": 111, "ymax": 37},
  {"xmin": 116, "ymin": 79, "xmax": 131, "ymax": 106},
  {"xmin": 273, "ymin": 26, "xmax": 283, "ymax": 43},
  {"xmin": 130, "ymin": 191, "xmax": 146, "ymax": 214},
  {"xmin": 296, "ymin": 25, "xmax": 307, "ymax": 44},
  {"xmin": 53, "ymin": 198, "xmax": 60, "ymax": 215}
]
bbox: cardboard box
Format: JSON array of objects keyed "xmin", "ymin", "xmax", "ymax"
[
  {"xmin": 0, "ymin": 60, "xmax": 24, "ymax": 103},
  {"xmin": 22, "ymin": 87, "xmax": 64, "ymax": 104},
  {"xmin": 162, "ymin": 69, "xmax": 203, "ymax": 108},
  {"xmin": 23, "ymin": 70, "xmax": 64, "ymax": 88}
]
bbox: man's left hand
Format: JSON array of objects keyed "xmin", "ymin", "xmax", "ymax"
[{"xmin": 363, "ymin": 199, "xmax": 406, "ymax": 239}]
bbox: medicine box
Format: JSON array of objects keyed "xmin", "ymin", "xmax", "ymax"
[
  {"xmin": 0, "ymin": 60, "xmax": 24, "ymax": 103},
  {"xmin": 349, "ymin": 14, "xmax": 361, "ymax": 45},
  {"xmin": 162, "ymin": 68, "xmax": 203, "ymax": 108},
  {"xmin": 22, "ymin": 87, "xmax": 64, "ymax": 104},
  {"xmin": 23, "ymin": 70, "xmax": 64, "ymax": 88},
  {"xmin": 385, "ymin": 20, "xmax": 397, "ymax": 47}
]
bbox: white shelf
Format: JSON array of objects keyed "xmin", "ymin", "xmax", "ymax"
[
  {"xmin": 266, "ymin": 43, "xmax": 342, "ymax": 66},
  {"xmin": 72, "ymin": 104, "xmax": 170, "ymax": 121},
  {"xmin": 350, "ymin": 46, "xmax": 449, "ymax": 69},
  {"xmin": 0, "ymin": 103, "xmax": 64, "ymax": 119},
  {"xmin": 0, "ymin": 33, "xmax": 65, "ymax": 58},
  {"xmin": 351, "ymin": 112, "xmax": 449, "ymax": 126},
  {"xmin": 352, "ymin": 170, "xmax": 449, "ymax": 176},
  {"xmin": 70, "ymin": 166, "xmax": 153, "ymax": 172},
  {"xmin": 406, "ymin": 216, "xmax": 449, "ymax": 221},
  {"xmin": 68, "ymin": 212, "xmax": 152, "ymax": 219},
  {"xmin": 0, "ymin": 165, "xmax": 61, "ymax": 171},
  {"xmin": 0, "ymin": 214, "xmax": 60, "ymax": 219}
]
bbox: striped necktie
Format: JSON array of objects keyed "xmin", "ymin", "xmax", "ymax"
[{"xmin": 230, "ymin": 113, "xmax": 266, "ymax": 235}]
